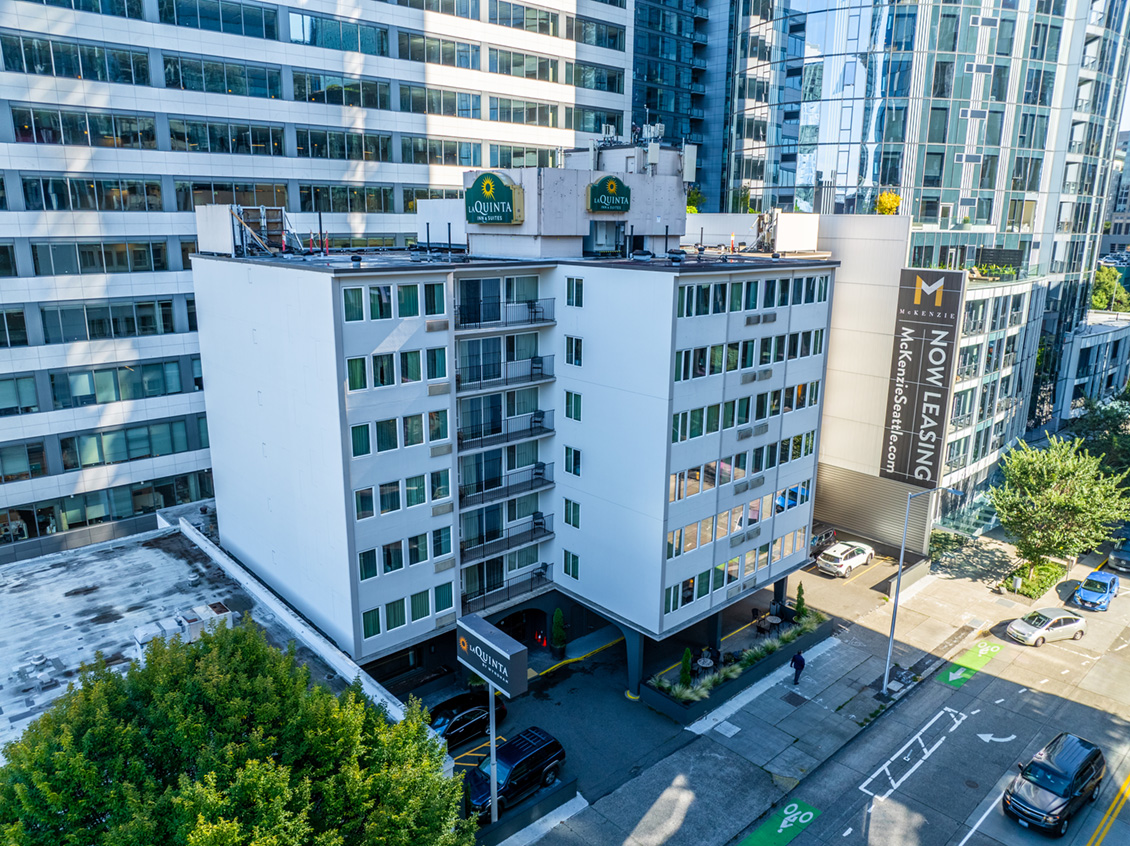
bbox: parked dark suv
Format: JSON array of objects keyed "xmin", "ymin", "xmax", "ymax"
[
  {"xmin": 465, "ymin": 726, "xmax": 565, "ymax": 820},
  {"xmin": 428, "ymin": 691, "xmax": 507, "ymax": 749},
  {"xmin": 1002, "ymin": 733, "xmax": 1105, "ymax": 837},
  {"xmin": 810, "ymin": 522, "xmax": 838, "ymax": 557}
]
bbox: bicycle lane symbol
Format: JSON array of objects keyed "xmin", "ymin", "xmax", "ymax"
[{"xmin": 739, "ymin": 799, "xmax": 822, "ymax": 846}]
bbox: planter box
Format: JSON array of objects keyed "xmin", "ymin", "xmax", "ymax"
[{"xmin": 639, "ymin": 616, "xmax": 838, "ymax": 724}]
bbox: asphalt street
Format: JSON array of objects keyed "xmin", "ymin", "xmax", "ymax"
[{"xmin": 729, "ymin": 557, "xmax": 1130, "ymax": 846}]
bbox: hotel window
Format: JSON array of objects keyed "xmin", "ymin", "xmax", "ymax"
[
  {"xmin": 433, "ymin": 526, "xmax": 452, "ymax": 557},
  {"xmin": 386, "ymin": 599, "xmax": 406, "ymax": 629},
  {"xmin": 408, "ymin": 533, "xmax": 428, "ymax": 565},
  {"xmin": 429, "ymin": 410, "xmax": 449, "ymax": 441},
  {"xmin": 370, "ymin": 286, "xmax": 392, "ymax": 319},
  {"xmin": 566, "ymin": 336, "xmax": 583, "ymax": 366},
  {"xmin": 426, "ymin": 348, "xmax": 447, "ymax": 380},
  {"xmin": 405, "ymin": 475, "xmax": 426, "ymax": 507},
  {"xmin": 346, "ymin": 358, "xmax": 367, "ymax": 391},
  {"xmin": 435, "ymin": 582, "xmax": 454, "ymax": 612},
  {"xmin": 431, "ymin": 469, "xmax": 451, "ymax": 499},
  {"xmin": 359, "ymin": 549, "xmax": 378, "ymax": 580},
  {"xmin": 410, "ymin": 590, "xmax": 430, "ymax": 622},
  {"xmin": 425, "ymin": 282, "xmax": 445, "ymax": 315},
  {"xmin": 400, "ymin": 351, "xmax": 422, "ymax": 383},
  {"xmin": 567, "ymin": 277, "xmax": 584, "ymax": 307},
  {"xmin": 362, "ymin": 607, "xmax": 380, "ymax": 637},
  {"xmin": 373, "ymin": 354, "xmax": 394, "ymax": 387},
  {"xmin": 383, "ymin": 541, "xmax": 403, "ymax": 573},
  {"xmin": 375, "ymin": 419, "xmax": 397, "ymax": 451},
  {"xmin": 379, "ymin": 481, "xmax": 400, "ymax": 514},
  {"xmin": 565, "ymin": 390, "xmax": 582, "ymax": 420},
  {"xmin": 564, "ymin": 550, "xmax": 579, "ymax": 579},
  {"xmin": 355, "ymin": 488, "xmax": 375, "ymax": 519},
  {"xmin": 403, "ymin": 415, "xmax": 425, "ymax": 447},
  {"xmin": 565, "ymin": 446, "xmax": 581, "ymax": 476},
  {"xmin": 564, "ymin": 498, "xmax": 580, "ymax": 528},
  {"xmin": 343, "ymin": 288, "xmax": 364, "ymax": 321}
]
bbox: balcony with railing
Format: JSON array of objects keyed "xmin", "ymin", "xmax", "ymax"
[
  {"xmin": 456, "ymin": 355, "xmax": 554, "ymax": 393},
  {"xmin": 1001, "ymin": 352, "xmax": 1017, "ymax": 368},
  {"xmin": 996, "ymin": 396, "xmax": 1021, "ymax": 413},
  {"xmin": 460, "ymin": 513, "xmax": 554, "ymax": 563},
  {"xmin": 1008, "ymin": 310, "xmax": 1024, "ymax": 327},
  {"xmin": 945, "ymin": 456, "xmax": 968, "ymax": 472},
  {"xmin": 963, "ymin": 318, "xmax": 986, "ymax": 335},
  {"xmin": 462, "ymin": 566, "xmax": 551, "ymax": 615},
  {"xmin": 692, "ymin": 3, "xmax": 708, "ymax": 18},
  {"xmin": 949, "ymin": 412, "xmax": 974, "ymax": 431},
  {"xmin": 454, "ymin": 298, "xmax": 555, "ymax": 331},
  {"xmin": 956, "ymin": 363, "xmax": 980, "ymax": 381},
  {"xmin": 459, "ymin": 462, "xmax": 554, "ymax": 509},
  {"xmin": 457, "ymin": 409, "xmax": 554, "ymax": 451}
]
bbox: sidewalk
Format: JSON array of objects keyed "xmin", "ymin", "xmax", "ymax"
[{"xmin": 522, "ymin": 549, "xmax": 1019, "ymax": 846}]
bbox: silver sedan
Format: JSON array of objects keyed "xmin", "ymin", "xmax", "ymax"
[{"xmin": 1006, "ymin": 607, "xmax": 1087, "ymax": 647}]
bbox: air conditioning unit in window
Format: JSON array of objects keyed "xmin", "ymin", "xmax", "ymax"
[{"xmin": 602, "ymin": 124, "xmax": 617, "ymax": 137}]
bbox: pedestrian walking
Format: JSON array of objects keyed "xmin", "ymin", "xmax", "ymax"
[{"xmin": 790, "ymin": 650, "xmax": 805, "ymax": 685}]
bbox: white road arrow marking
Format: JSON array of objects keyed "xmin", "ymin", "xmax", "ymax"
[
  {"xmin": 949, "ymin": 668, "xmax": 968, "ymax": 681},
  {"xmin": 977, "ymin": 733, "xmax": 1016, "ymax": 743}
]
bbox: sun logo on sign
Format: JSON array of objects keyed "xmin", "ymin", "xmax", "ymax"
[
  {"xmin": 481, "ymin": 177, "xmax": 496, "ymax": 200},
  {"xmin": 606, "ymin": 179, "xmax": 618, "ymax": 194},
  {"xmin": 459, "ymin": 636, "xmax": 469, "ymax": 653}
]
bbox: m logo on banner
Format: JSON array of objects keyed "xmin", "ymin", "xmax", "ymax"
[{"xmin": 914, "ymin": 274, "xmax": 945, "ymax": 307}]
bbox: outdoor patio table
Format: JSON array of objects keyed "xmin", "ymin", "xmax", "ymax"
[
  {"xmin": 766, "ymin": 615, "xmax": 781, "ymax": 634},
  {"xmin": 696, "ymin": 657, "xmax": 714, "ymax": 671}
]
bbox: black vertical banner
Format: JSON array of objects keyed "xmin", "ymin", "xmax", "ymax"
[{"xmin": 879, "ymin": 269, "xmax": 965, "ymax": 488}]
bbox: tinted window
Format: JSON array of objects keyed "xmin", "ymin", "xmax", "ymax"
[
  {"xmin": 1022, "ymin": 611, "xmax": 1050, "ymax": 627},
  {"xmin": 1022, "ymin": 762, "xmax": 1069, "ymax": 796}
]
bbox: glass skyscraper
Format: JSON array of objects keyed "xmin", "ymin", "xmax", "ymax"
[{"xmin": 721, "ymin": 0, "xmax": 1129, "ymax": 424}]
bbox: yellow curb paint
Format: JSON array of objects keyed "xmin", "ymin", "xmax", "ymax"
[
  {"xmin": 536, "ymin": 636, "xmax": 625, "ymax": 677},
  {"xmin": 1085, "ymin": 767, "xmax": 1130, "ymax": 846},
  {"xmin": 624, "ymin": 690, "xmax": 640, "ymax": 700}
]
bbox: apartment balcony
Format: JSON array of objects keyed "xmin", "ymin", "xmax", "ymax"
[
  {"xmin": 949, "ymin": 412, "xmax": 974, "ymax": 431},
  {"xmin": 690, "ymin": 57, "xmax": 707, "ymax": 69},
  {"xmin": 1001, "ymin": 352, "xmax": 1017, "ymax": 368},
  {"xmin": 997, "ymin": 397, "xmax": 1021, "ymax": 412},
  {"xmin": 956, "ymin": 363, "xmax": 980, "ymax": 382},
  {"xmin": 1009, "ymin": 311, "xmax": 1024, "ymax": 327},
  {"xmin": 461, "ymin": 567, "xmax": 551, "ymax": 616},
  {"xmin": 946, "ymin": 457, "xmax": 968, "ymax": 472},
  {"xmin": 687, "ymin": 132, "xmax": 704, "ymax": 144},
  {"xmin": 689, "ymin": 108, "xmax": 705, "ymax": 119},
  {"xmin": 692, "ymin": 31, "xmax": 708, "ymax": 44},
  {"xmin": 455, "ymin": 355, "xmax": 554, "ymax": 393},
  {"xmin": 456, "ymin": 409, "xmax": 554, "ymax": 451},
  {"xmin": 692, "ymin": 3, "xmax": 708, "ymax": 18},
  {"xmin": 454, "ymin": 298, "xmax": 555, "ymax": 331},
  {"xmin": 690, "ymin": 82, "xmax": 705, "ymax": 94},
  {"xmin": 963, "ymin": 318, "xmax": 986, "ymax": 335},
  {"xmin": 460, "ymin": 513, "xmax": 554, "ymax": 564},
  {"xmin": 459, "ymin": 462, "xmax": 555, "ymax": 509}
]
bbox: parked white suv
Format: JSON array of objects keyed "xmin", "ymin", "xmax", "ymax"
[{"xmin": 817, "ymin": 542, "xmax": 875, "ymax": 577}]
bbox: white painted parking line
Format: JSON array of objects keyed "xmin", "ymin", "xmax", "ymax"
[
  {"xmin": 956, "ymin": 790, "xmax": 1008, "ymax": 846},
  {"xmin": 859, "ymin": 707, "xmax": 967, "ymax": 800}
]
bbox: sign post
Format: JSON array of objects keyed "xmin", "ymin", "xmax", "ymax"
[{"xmin": 456, "ymin": 614, "xmax": 528, "ymax": 824}]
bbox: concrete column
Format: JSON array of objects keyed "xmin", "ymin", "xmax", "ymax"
[
  {"xmin": 707, "ymin": 610, "xmax": 722, "ymax": 652},
  {"xmin": 773, "ymin": 575, "xmax": 788, "ymax": 611},
  {"xmin": 622, "ymin": 628, "xmax": 645, "ymax": 699}
]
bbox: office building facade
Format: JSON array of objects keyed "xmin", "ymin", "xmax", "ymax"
[
  {"xmin": 720, "ymin": 0, "xmax": 1130, "ymax": 426},
  {"xmin": 0, "ymin": 0, "xmax": 634, "ymax": 561}
]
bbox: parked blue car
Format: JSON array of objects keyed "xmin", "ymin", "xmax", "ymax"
[{"xmin": 1072, "ymin": 571, "xmax": 1120, "ymax": 611}]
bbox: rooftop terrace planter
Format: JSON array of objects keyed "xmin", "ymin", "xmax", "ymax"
[{"xmin": 639, "ymin": 614, "xmax": 837, "ymax": 725}]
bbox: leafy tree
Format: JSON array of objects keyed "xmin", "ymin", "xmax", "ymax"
[
  {"xmin": 0, "ymin": 619, "xmax": 474, "ymax": 846},
  {"xmin": 1073, "ymin": 398, "xmax": 1130, "ymax": 478},
  {"xmin": 1091, "ymin": 265, "xmax": 1130, "ymax": 311},
  {"xmin": 686, "ymin": 187, "xmax": 705, "ymax": 214},
  {"xmin": 679, "ymin": 648, "xmax": 694, "ymax": 687},
  {"xmin": 875, "ymin": 191, "xmax": 901, "ymax": 215},
  {"xmin": 989, "ymin": 436, "xmax": 1130, "ymax": 578}
]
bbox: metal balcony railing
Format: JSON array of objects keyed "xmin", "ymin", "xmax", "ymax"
[
  {"xmin": 459, "ymin": 462, "xmax": 554, "ymax": 508},
  {"xmin": 946, "ymin": 457, "xmax": 967, "ymax": 471},
  {"xmin": 1001, "ymin": 352, "xmax": 1017, "ymax": 368},
  {"xmin": 456, "ymin": 355, "xmax": 554, "ymax": 393},
  {"xmin": 963, "ymin": 318, "xmax": 986, "ymax": 335},
  {"xmin": 460, "ymin": 513, "xmax": 554, "ymax": 563},
  {"xmin": 957, "ymin": 363, "xmax": 980, "ymax": 381},
  {"xmin": 461, "ymin": 567, "xmax": 550, "ymax": 615},
  {"xmin": 1009, "ymin": 311, "xmax": 1024, "ymax": 327},
  {"xmin": 456, "ymin": 409, "xmax": 554, "ymax": 451},
  {"xmin": 949, "ymin": 412, "xmax": 974, "ymax": 431},
  {"xmin": 693, "ymin": 3, "xmax": 708, "ymax": 18},
  {"xmin": 454, "ymin": 298, "xmax": 555, "ymax": 330}
]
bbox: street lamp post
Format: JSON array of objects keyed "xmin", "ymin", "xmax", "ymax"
[{"xmin": 882, "ymin": 486, "xmax": 964, "ymax": 696}]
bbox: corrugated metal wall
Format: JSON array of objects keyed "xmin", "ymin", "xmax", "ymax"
[{"xmin": 814, "ymin": 463, "xmax": 933, "ymax": 555}]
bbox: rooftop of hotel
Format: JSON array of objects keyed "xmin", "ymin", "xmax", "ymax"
[
  {"xmin": 0, "ymin": 525, "xmax": 351, "ymax": 758},
  {"xmin": 193, "ymin": 246, "xmax": 839, "ymax": 275}
]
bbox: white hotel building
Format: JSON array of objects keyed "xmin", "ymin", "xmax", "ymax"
[
  {"xmin": 0, "ymin": 0, "xmax": 632, "ymax": 562},
  {"xmin": 191, "ymin": 160, "xmax": 835, "ymax": 692}
]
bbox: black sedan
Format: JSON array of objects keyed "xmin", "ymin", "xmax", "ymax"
[{"xmin": 428, "ymin": 691, "xmax": 507, "ymax": 749}]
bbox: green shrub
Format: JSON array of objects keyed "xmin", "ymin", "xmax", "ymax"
[
  {"xmin": 680, "ymin": 647, "xmax": 694, "ymax": 687},
  {"xmin": 1002, "ymin": 561, "xmax": 1066, "ymax": 599},
  {"xmin": 551, "ymin": 608, "xmax": 566, "ymax": 648},
  {"xmin": 794, "ymin": 582, "xmax": 808, "ymax": 619}
]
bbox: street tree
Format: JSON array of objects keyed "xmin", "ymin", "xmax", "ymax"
[
  {"xmin": 0, "ymin": 619, "xmax": 474, "ymax": 846},
  {"xmin": 1073, "ymin": 397, "xmax": 1130, "ymax": 476},
  {"xmin": 989, "ymin": 436, "xmax": 1130, "ymax": 578},
  {"xmin": 1090, "ymin": 265, "xmax": 1130, "ymax": 312}
]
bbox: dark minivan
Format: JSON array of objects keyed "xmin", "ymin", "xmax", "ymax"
[
  {"xmin": 1002, "ymin": 733, "xmax": 1105, "ymax": 837},
  {"xmin": 465, "ymin": 726, "xmax": 565, "ymax": 820}
]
